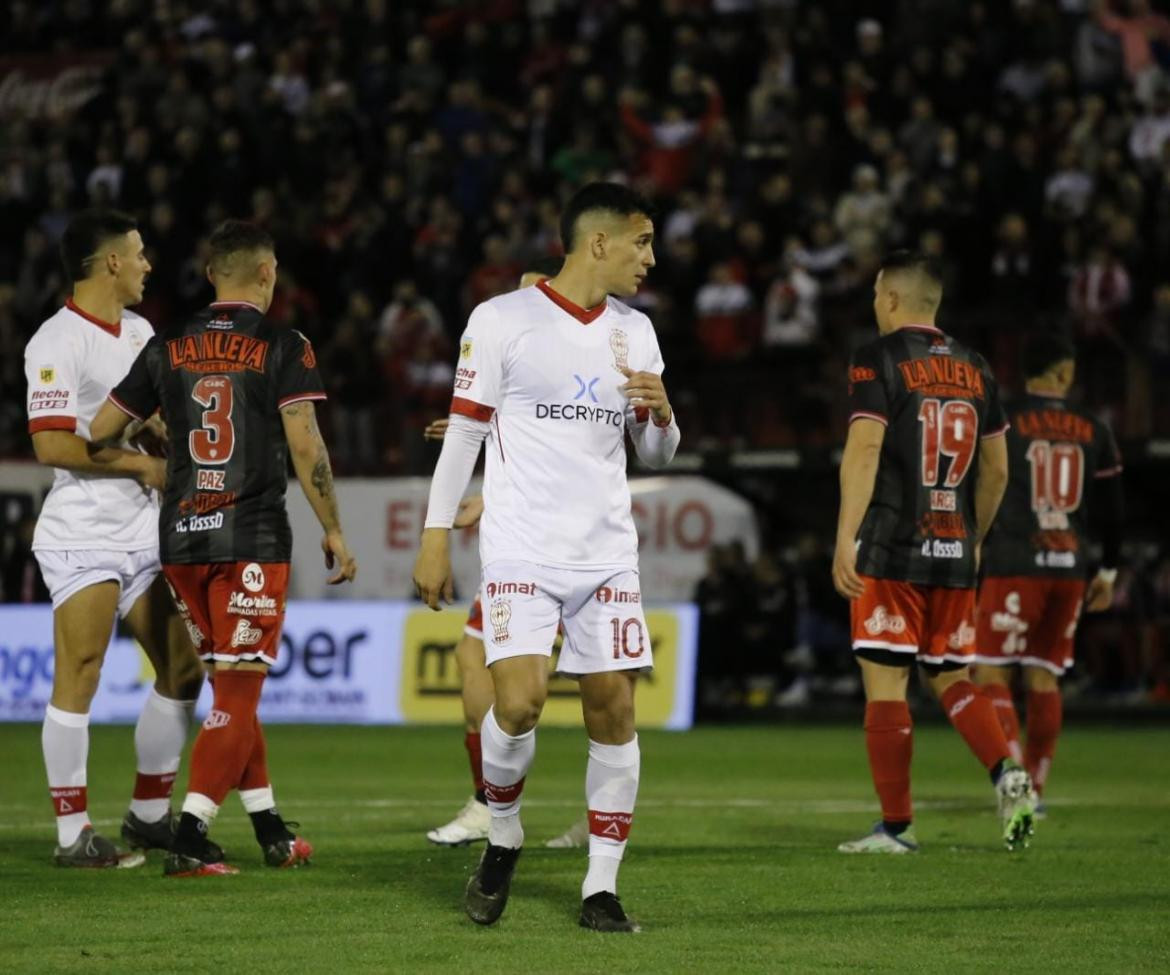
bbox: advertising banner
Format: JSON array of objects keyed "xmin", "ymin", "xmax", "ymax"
[
  {"xmin": 285, "ymin": 475, "xmax": 757, "ymax": 602},
  {"xmin": 0, "ymin": 601, "xmax": 696, "ymax": 729}
]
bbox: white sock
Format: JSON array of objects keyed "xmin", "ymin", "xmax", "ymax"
[
  {"xmin": 181, "ymin": 791, "xmax": 220, "ymax": 826},
  {"xmin": 130, "ymin": 690, "xmax": 196, "ymax": 821},
  {"xmin": 43, "ymin": 704, "xmax": 90, "ymax": 846},
  {"xmin": 582, "ymin": 736, "xmax": 640, "ymax": 899},
  {"xmin": 240, "ymin": 786, "xmax": 276, "ymax": 814},
  {"xmin": 480, "ymin": 707, "xmax": 535, "ymax": 849}
]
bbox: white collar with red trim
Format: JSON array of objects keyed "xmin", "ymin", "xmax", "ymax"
[{"xmin": 536, "ymin": 279, "xmax": 607, "ymax": 325}]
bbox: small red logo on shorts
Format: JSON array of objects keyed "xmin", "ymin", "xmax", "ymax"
[
  {"xmin": 595, "ymin": 586, "xmax": 641, "ymax": 604},
  {"xmin": 485, "ymin": 581, "xmax": 536, "ymax": 597}
]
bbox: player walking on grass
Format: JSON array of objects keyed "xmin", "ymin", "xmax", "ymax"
[
  {"xmin": 973, "ymin": 332, "xmax": 1123, "ymax": 808},
  {"xmin": 24, "ymin": 210, "xmax": 205, "ymax": 868},
  {"xmin": 414, "ymin": 183, "xmax": 679, "ymax": 931},
  {"xmin": 832, "ymin": 251, "xmax": 1036, "ymax": 854},
  {"xmin": 89, "ymin": 220, "xmax": 356, "ymax": 876},
  {"xmin": 424, "ymin": 259, "xmax": 588, "ymax": 852}
]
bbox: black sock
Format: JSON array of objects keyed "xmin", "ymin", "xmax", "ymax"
[
  {"xmin": 172, "ymin": 812, "xmax": 210, "ymax": 856},
  {"xmin": 474, "ymin": 788, "xmax": 487, "ymax": 805},
  {"xmin": 990, "ymin": 758, "xmax": 1008, "ymax": 786},
  {"xmin": 882, "ymin": 820, "xmax": 911, "ymax": 837},
  {"xmin": 250, "ymin": 808, "xmax": 292, "ymax": 845}
]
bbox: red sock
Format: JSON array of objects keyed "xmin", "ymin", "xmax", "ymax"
[
  {"xmin": 941, "ymin": 680, "xmax": 1010, "ymax": 771},
  {"xmin": 1024, "ymin": 690, "xmax": 1062, "ymax": 795},
  {"xmin": 239, "ymin": 715, "xmax": 269, "ymax": 792},
  {"xmin": 981, "ymin": 684, "xmax": 1022, "ymax": 763},
  {"xmin": 864, "ymin": 701, "xmax": 913, "ymax": 824},
  {"xmin": 465, "ymin": 731, "xmax": 485, "ymax": 795},
  {"xmin": 186, "ymin": 671, "xmax": 264, "ymax": 804}
]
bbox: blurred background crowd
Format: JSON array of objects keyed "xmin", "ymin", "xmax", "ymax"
[{"xmin": 2, "ymin": 0, "xmax": 1169, "ymax": 705}]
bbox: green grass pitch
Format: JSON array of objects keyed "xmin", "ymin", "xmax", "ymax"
[{"xmin": 1, "ymin": 723, "xmax": 1167, "ymax": 973}]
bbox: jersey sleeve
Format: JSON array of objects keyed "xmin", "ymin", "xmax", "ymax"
[
  {"xmin": 25, "ymin": 327, "xmax": 82, "ymax": 434},
  {"xmin": 450, "ymin": 302, "xmax": 504, "ymax": 421},
  {"xmin": 980, "ymin": 361, "xmax": 1009, "ymax": 439},
  {"xmin": 108, "ymin": 341, "xmax": 160, "ymax": 421},
  {"xmin": 847, "ymin": 343, "xmax": 888, "ymax": 426},
  {"xmin": 626, "ymin": 318, "xmax": 668, "ymax": 427},
  {"xmin": 1094, "ymin": 418, "xmax": 1123, "ymax": 478},
  {"xmin": 276, "ymin": 330, "xmax": 327, "ymax": 409}
]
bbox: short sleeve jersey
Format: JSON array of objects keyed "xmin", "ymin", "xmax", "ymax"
[
  {"xmin": 451, "ymin": 280, "xmax": 669, "ymax": 569},
  {"xmin": 109, "ymin": 301, "xmax": 326, "ymax": 565},
  {"xmin": 847, "ymin": 325, "xmax": 1008, "ymax": 588},
  {"xmin": 24, "ymin": 300, "xmax": 158, "ymax": 552},
  {"xmin": 982, "ymin": 394, "xmax": 1122, "ymax": 579}
]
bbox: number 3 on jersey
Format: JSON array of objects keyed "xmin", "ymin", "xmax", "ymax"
[
  {"xmin": 917, "ymin": 398, "xmax": 977, "ymax": 487},
  {"xmin": 189, "ymin": 375, "xmax": 235, "ymax": 464}
]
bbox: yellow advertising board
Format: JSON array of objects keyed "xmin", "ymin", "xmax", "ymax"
[{"xmin": 400, "ymin": 605, "xmax": 697, "ymax": 729}]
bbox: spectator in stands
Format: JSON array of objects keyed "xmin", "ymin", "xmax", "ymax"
[{"xmin": 694, "ymin": 262, "xmax": 754, "ymax": 362}]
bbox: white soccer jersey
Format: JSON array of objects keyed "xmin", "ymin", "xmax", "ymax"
[
  {"xmin": 24, "ymin": 300, "xmax": 158, "ymax": 552},
  {"xmin": 452, "ymin": 281, "xmax": 673, "ymax": 570}
]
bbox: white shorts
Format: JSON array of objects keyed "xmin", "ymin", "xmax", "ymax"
[
  {"xmin": 480, "ymin": 561, "xmax": 652, "ymax": 675},
  {"xmin": 34, "ymin": 548, "xmax": 161, "ymax": 619}
]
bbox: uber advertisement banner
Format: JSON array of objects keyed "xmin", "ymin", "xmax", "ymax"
[{"xmin": 0, "ymin": 602, "xmax": 696, "ymax": 729}]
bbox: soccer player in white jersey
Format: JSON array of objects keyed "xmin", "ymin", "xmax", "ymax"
[
  {"xmin": 414, "ymin": 183, "xmax": 680, "ymax": 932},
  {"xmin": 23, "ymin": 210, "xmax": 205, "ymax": 867},
  {"xmin": 425, "ymin": 257, "xmax": 588, "ymax": 852}
]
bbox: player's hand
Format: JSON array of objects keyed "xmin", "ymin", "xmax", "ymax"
[
  {"xmin": 423, "ymin": 417, "xmax": 449, "ymax": 442},
  {"xmin": 128, "ymin": 414, "xmax": 169, "ymax": 458},
  {"xmin": 414, "ymin": 527, "xmax": 454, "ymax": 610},
  {"xmin": 137, "ymin": 456, "xmax": 167, "ymax": 493},
  {"xmin": 832, "ymin": 539, "xmax": 865, "ymax": 600},
  {"xmin": 620, "ymin": 367, "xmax": 672, "ymax": 424},
  {"xmin": 1085, "ymin": 571, "xmax": 1115, "ymax": 612},
  {"xmin": 322, "ymin": 531, "xmax": 357, "ymax": 584},
  {"xmin": 454, "ymin": 494, "xmax": 484, "ymax": 529}
]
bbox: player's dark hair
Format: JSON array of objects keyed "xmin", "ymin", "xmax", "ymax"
[
  {"xmin": 60, "ymin": 209, "xmax": 138, "ymax": 283},
  {"xmin": 1023, "ymin": 330, "xmax": 1077, "ymax": 378},
  {"xmin": 879, "ymin": 249, "xmax": 943, "ymax": 288},
  {"xmin": 208, "ymin": 220, "xmax": 275, "ymax": 265},
  {"xmin": 560, "ymin": 182, "xmax": 654, "ymax": 252},
  {"xmin": 525, "ymin": 254, "xmax": 564, "ymax": 277}
]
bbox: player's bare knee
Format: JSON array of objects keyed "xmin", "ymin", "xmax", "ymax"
[
  {"xmin": 1025, "ymin": 667, "xmax": 1059, "ymax": 693},
  {"xmin": 972, "ymin": 664, "xmax": 1008, "ymax": 687},
  {"xmin": 494, "ymin": 695, "xmax": 543, "ymax": 734}
]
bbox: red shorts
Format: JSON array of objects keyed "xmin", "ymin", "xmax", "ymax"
[
  {"xmin": 163, "ymin": 561, "xmax": 289, "ymax": 666},
  {"xmin": 974, "ymin": 576, "xmax": 1086, "ymax": 676},
  {"xmin": 465, "ymin": 592, "xmax": 484, "ymax": 639},
  {"xmin": 851, "ymin": 575, "xmax": 976, "ymax": 668}
]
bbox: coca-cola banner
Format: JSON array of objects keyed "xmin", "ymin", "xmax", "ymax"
[
  {"xmin": 286, "ymin": 475, "xmax": 759, "ymax": 602},
  {"xmin": 0, "ymin": 54, "xmax": 111, "ymax": 121}
]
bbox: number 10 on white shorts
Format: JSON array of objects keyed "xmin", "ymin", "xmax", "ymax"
[{"xmin": 480, "ymin": 561, "xmax": 652, "ymax": 676}]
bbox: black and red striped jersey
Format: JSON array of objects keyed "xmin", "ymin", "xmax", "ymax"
[
  {"xmin": 847, "ymin": 325, "xmax": 1007, "ymax": 588},
  {"xmin": 982, "ymin": 394, "xmax": 1122, "ymax": 579},
  {"xmin": 110, "ymin": 301, "xmax": 326, "ymax": 565}
]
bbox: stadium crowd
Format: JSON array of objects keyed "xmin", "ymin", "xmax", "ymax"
[
  {"xmin": 3, "ymin": 1, "xmax": 1170, "ymax": 700},
  {"xmin": 3, "ymin": 0, "xmax": 1170, "ymax": 465}
]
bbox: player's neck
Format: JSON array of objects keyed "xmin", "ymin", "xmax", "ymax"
[
  {"xmin": 69, "ymin": 282, "xmax": 123, "ymax": 327},
  {"xmin": 212, "ymin": 289, "xmax": 266, "ymax": 311},
  {"xmin": 545, "ymin": 268, "xmax": 608, "ymax": 312},
  {"xmin": 886, "ymin": 319, "xmax": 938, "ymax": 334},
  {"xmin": 1025, "ymin": 380, "xmax": 1068, "ymax": 399}
]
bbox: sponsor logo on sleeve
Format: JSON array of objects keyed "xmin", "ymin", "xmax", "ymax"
[
  {"xmin": 29, "ymin": 389, "xmax": 69, "ymax": 411},
  {"xmin": 454, "ymin": 366, "xmax": 476, "ymax": 390},
  {"xmin": 460, "ymin": 340, "xmax": 473, "ymax": 360},
  {"xmin": 39, "ymin": 367, "xmax": 55, "ymax": 384}
]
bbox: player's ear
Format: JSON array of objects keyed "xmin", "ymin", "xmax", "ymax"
[
  {"xmin": 205, "ymin": 264, "xmax": 215, "ymax": 286},
  {"xmin": 590, "ymin": 230, "xmax": 607, "ymax": 261}
]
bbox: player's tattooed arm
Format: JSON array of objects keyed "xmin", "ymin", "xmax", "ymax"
[{"xmin": 281, "ymin": 400, "xmax": 357, "ymax": 583}]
